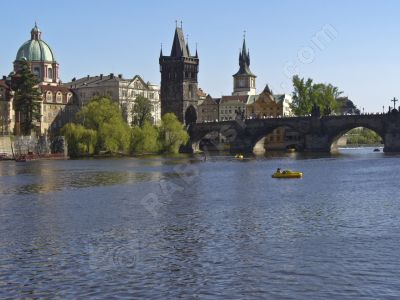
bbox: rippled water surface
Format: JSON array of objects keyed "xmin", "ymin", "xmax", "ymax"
[{"xmin": 1, "ymin": 148, "xmax": 400, "ymax": 299}]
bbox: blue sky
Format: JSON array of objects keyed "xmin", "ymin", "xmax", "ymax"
[{"xmin": 1, "ymin": 0, "xmax": 400, "ymax": 112}]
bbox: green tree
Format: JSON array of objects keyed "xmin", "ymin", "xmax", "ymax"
[
  {"xmin": 130, "ymin": 121, "xmax": 159, "ymax": 154},
  {"xmin": 131, "ymin": 95, "xmax": 154, "ymax": 127},
  {"xmin": 98, "ymin": 122, "xmax": 130, "ymax": 153},
  {"xmin": 61, "ymin": 123, "xmax": 97, "ymax": 157},
  {"xmin": 291, "ymin": 75, "xmax": 314, "ymax": 116},
  {"xmin": 158, "ymin": 113, "xmax": 189, "ymax": 153},
  {"xmin": 12, "ymin": 60, "xmax": 42, "ymax": 135},
  {"xmin": 290, "ymin": 75, "xmax": 342, "ymax": 116},
  {"xmin": 77, "ymin": 96, "xmax": 131, "ymax": 153},
  {"xmin": 346, "ymin": 128, "xmax": 382, "ymax": 145}
]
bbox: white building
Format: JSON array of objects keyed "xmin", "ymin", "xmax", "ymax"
[
  {"xmin": 65, "ymin": 74, "xmax": 161, "ymax": 125},
  {"xmin": 219, "ymin": 95, "xmax": 248, "ymax": 121}
]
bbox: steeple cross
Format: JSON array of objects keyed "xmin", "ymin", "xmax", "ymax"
[
  {"xmin": 391, "ymin": 97, "xmax": 398, "ymax": 110},
  {"xmin": 243, "ymin": 30, "xmax": 246, "ymax": 39}
]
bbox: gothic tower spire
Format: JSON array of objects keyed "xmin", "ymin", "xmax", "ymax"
[
  {"xmin": 160, "ymin": 25, "xmax": 199, "ymax": 124},
  {"xmin": 232, "ymin": 32, "xmax": 256, "ymax": 96}
]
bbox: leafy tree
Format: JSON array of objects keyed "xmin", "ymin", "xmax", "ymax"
[
  {"xmin": 98, "ymin": 122, "xmax": 130, "ymax": 153},
  {"xmin": 291, "ymin": 75, "xmax": 342, "ymax": 116},
  {"xmin": 131, "ymin": 121, "xmax": 159, "ymax": 154},
  {"xmin": 12, "ymin": 60, "xmax": 42, "ymax": 135},
  {"xmin": 158, "ymin": 113, "xmax": 189, "ymax": 153},
  {"xmin": 346, "ymin": 128, "xmax": 382, "ymax": 145},
  {"xmin": 77, "ymin": 96, "xmax": 131, "ymax": 153},
  {"xmin": 61, "ymin": 123, "xmax": 97, "ymax": 157},
  {"xmin": 131, "ymin": 95, "xmax": 154, "ymax": 127},
  {"xmin": 291, "ymin": 75, "xmax": 314, "ymax": 116}
]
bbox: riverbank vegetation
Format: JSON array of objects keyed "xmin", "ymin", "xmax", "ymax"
[
  {"xmin": 346, "ymin": 128, "xmax": 383, "ymax": 145},
  {"xmin": 62, "ymin": 97, "xmax": 188, "ymax": 157}
]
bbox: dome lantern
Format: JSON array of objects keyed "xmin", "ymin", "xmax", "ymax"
[{"xmin": 30, "ymin": 22, "xmax": 41, "ymax": 40}]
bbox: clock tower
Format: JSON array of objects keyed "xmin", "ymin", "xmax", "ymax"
[{"xmin": 232, "ymin": 35, "xmax": 256, "ymax": 96}]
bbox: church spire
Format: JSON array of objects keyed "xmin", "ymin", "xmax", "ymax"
[
  {"xmin": 186, "ymin": 34, "xmax": 190, "ymax": 56},
  {"xmin": 170, "ymin": 24, "xmax": 189, "ymax": 57},
  {"xmin": 234, "ymin": 32, "xmax": 254, "ymax": 76},
  {"xmin": 242, "ymin": 32, "xmax": 247, "ymax": 56}
]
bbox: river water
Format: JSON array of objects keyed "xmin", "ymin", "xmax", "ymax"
[{"xmin": 1, "ymin": 147, "xmax": 400, "ymax": 299}]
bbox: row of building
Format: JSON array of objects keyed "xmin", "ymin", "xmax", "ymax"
[
  {"xmin": 1, "ymin": 24, "xmax": 354, "ymax": 150},
  {"xmin": 159, "ymin": 25, "xmax": 296, "ymax": 149},
  {"xmin": 0, "ymin": 24, "xmax": 162, "ymax": 137}
]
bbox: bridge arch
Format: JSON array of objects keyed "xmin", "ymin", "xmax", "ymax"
[
  {"xmin": 328, "ymin": 124, "xmax": 384, "ymax": 151},
  {"xmin": 251, "ymin": 124, "xmax": 303, "ymax": 154}
]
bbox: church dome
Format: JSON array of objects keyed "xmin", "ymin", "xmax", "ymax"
[{"xmin": 15, "ymin": 24, "xmax": 56, "ymax": 62}]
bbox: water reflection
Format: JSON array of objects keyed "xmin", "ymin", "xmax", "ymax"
[{"xmin": 1, "ymin": 150, "xmax": 400, "ymax": 298}]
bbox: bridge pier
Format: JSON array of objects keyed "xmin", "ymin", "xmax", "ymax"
[
  {"xmin": 383, "ymin": 132, "xmax": 400, "ymax": 152},
  {"xmin": 303, "ymin": 134, "xmax": 331, "ymax": 152}
]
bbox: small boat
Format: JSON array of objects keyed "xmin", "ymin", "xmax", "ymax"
[
  {"xmin": 373, "ymin": 148, "xmax": 380, "ymax": 152},
  {"xmin": 272, "ymin": 170, "xmax": 303, "ymax": 179},
  {"xmin": 286, "ymin": 148, "xmax": 296, "ymax": 153},
  {"xmin": 235, "ymin": 154, "xmax": 244, "ymax": 160}
]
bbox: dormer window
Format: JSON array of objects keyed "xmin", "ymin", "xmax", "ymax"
[
  {"xmin": 46, "ymin": 91, "xmax": 53, "ymax": 102},
  {"xmin": 56, "ymin": 92, "xmax": 62, "ymax": 103}
]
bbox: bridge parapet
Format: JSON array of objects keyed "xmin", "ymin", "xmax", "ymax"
[{"xmin": 187, "ymin": 113, "xmax": 400, "ymax": 153}]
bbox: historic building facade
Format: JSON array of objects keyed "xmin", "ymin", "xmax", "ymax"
[
  {"xmin": 197, "ymin": 95, "xmax": 219, "ymax": 122},
  {"xmin": 159, "ymin": 25, "xmax": 199, "ymax": 125},
  {"xmin": 0, "ymin": 78, "xmax": 14, "ymax": 134},
  {"xmin": 9, "ymin": 24, "xmax": 77, "ymax": 136},
  {"xmin": 219, "ymin": 95, "xmax": 248, "ymax": 121},
  {"xmin": 65, "ymin": 74, "xmax": 161, "ymax": 125},
  {"xmin": 246, "ymin": 85, "xmax": 296, "ymax": 149}
]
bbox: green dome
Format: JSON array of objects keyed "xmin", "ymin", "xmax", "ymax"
[{"xmin": 15, "ymin": 25, "xmax": 56, "ymax": 62}]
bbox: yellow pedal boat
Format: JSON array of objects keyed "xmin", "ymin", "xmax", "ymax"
[{"xmin": 272, "ymin": 170, "xmax": 303, "ymax": 179}]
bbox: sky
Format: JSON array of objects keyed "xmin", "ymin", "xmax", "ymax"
[{"xmin": 1, "ymin": 0, "xmax": 400, "ymax": 112}]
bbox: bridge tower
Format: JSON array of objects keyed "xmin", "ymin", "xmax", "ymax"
[
  {"xmin": 159, "ymin": 24, "xmax": 199, "ymax": 125},
  {"xmin": 232, "ymin": 34, "xmax": 257, "ymax": 96}
]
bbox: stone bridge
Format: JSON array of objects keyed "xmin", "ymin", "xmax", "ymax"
[{"xmin": 187, "ymin": 112, "xmax": 400, "ymax": 153}]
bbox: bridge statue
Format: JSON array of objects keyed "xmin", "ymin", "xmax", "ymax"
[{"xmin": 187, "ymin": 111, "xmax": 400, "ymax": 153}]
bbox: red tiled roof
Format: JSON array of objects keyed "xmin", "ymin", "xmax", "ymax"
[
  {"xmin": 220, "ymin": 95, "xmax": 248, "ymax": 103},
  {"xmin": 40, "ymin": 84, "xmax": 72, "ymax": 94},
  {"xmin": 197, "ymin": 88, "xmax": 207, "ymax": 97}
]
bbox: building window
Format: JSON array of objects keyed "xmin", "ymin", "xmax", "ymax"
[
  {"xmin": 56, "ymin": 92, "xmax": 63, "ymax": 103},
  {"xmin": 46, "ymin": 92, "xmax": 53, "ymax": 102},
  {"xmin": 33, "ymin": 67, "xmax": 40, "ymax": 77},
  {"xmin": 48, "ymin": 68, "xmax": 53, "ymax": 79}
]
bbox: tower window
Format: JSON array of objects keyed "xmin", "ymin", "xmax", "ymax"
[
  {"xmin": 33, "ymin": 67, "xmax": 40, "ymax": 77},
  {"xmin": 48, "ymin": 68, "xmax": 53, "ymax": 79}
]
